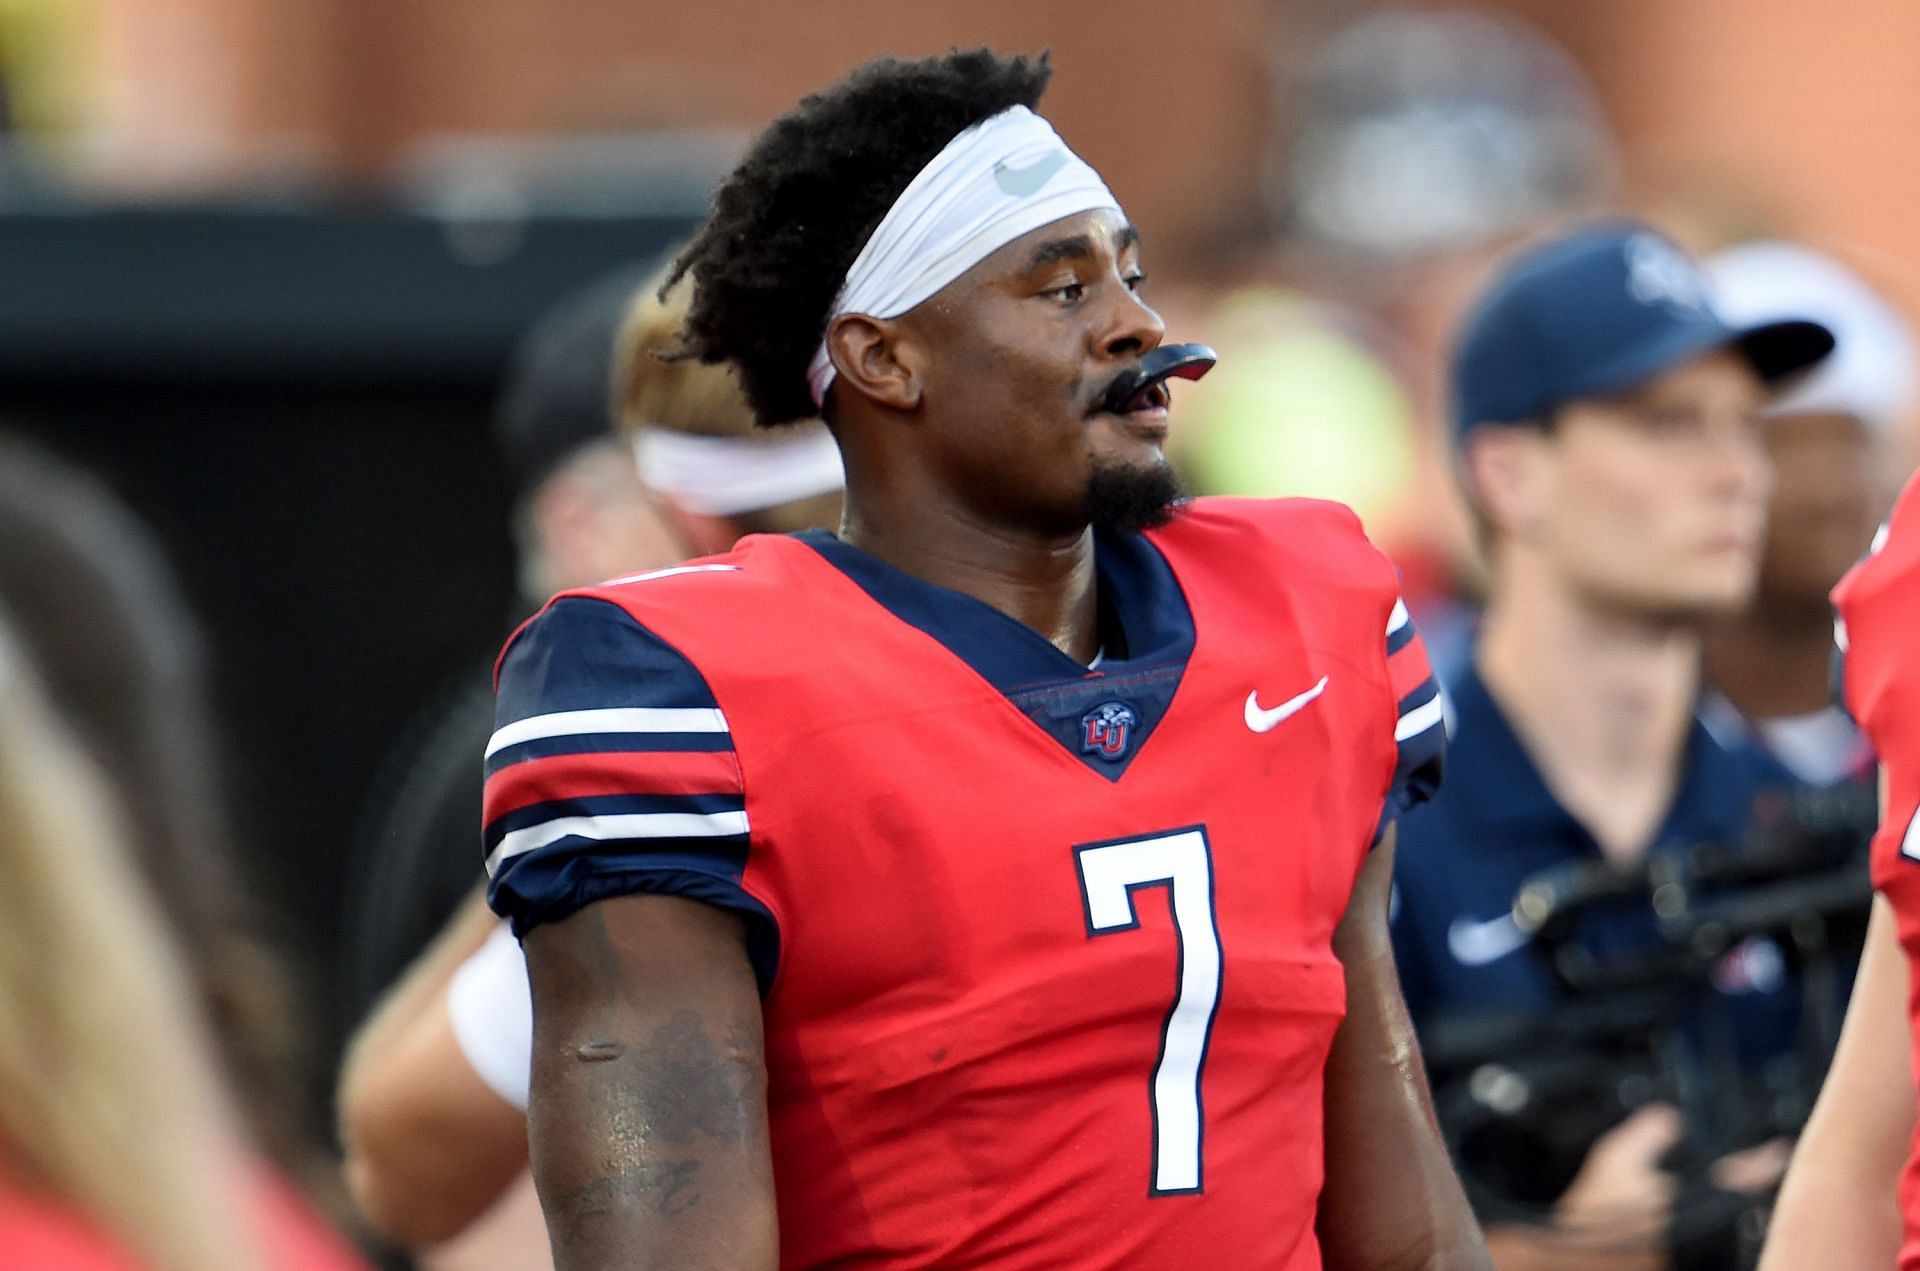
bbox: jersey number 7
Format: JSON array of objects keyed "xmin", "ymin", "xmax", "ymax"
[{"xmin": 1074, "ymin": 827, "xmax": 1222, "ymax": 1195}]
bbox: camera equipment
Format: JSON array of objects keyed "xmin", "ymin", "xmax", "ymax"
[{"xmin": 1424, "ymin": 781, "xmax": 1877, "ymax": 1267}]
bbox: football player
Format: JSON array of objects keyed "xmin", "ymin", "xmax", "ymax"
[
  {"xmin": 484, "ymin": 49, "xmax": 1486, "ymax": 1268},
  {"xmin": 1759, "ymin": 469, "xmax": 1920, "ymax": 1268}
]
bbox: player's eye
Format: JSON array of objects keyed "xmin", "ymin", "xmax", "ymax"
[
  {"xmin": 1125, "ymin": 272, "xmax": 1148, "ymax": 293},
  {"xmin": 1047, "ymin": 282, "xmax": 1086, "ymax": 306}
]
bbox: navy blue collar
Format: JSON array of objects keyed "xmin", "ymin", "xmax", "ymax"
[
  {"xmin": 794, "ymin": 526, "xmax": 1196, "ymax": 779},
  {"xmin": 794, "ymin": 526, "xmax": 1194, "ymax": 691},
  {"xmin": 1443, "ymin": 654, "xmax": 1774, "ymax": 855}
]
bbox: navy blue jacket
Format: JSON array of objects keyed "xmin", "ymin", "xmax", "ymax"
[{"xmin": 1390, "ymin": 656, "xmax": 1805, "ymax": 1068}]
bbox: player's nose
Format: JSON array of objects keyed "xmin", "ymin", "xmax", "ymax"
[{"xmin": 1096, "ymin": 284, "xmax": 1166, "ymax": 363}]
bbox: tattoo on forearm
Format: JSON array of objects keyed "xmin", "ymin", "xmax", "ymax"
[
  {"xmin": 627, "ymin": 1010, "xmax": 762, "ymax": 1143},
  {"xmin": 567, "ymin": 911, "xmax": 766, "ymax": 1144},
  {"xmin": 537, "ymin": 908, "xmax": 768, "ymax": 1248}
]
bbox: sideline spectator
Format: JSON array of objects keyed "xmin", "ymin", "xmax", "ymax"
[
  {"xmin": 339, "ymin": 264, "xmax": 687, "ymax": 1027},
  {"xmin": 337, "ymin": 262, "xmax": 842, "ymax": 1264},
  {"xmin": 0, "ymin": 434, "xmax": 346, "ymax": 1220},
  {"xmin": 1703, "ymin": 240, "xmax": 1916, "ymax": 785},
  {"xmin": 0, "ymin": 613, "xmax": 364, "ymax": 1271},
  {"xmin": 1390, "ymin": 222, "xmax": 1833, "ymax": 1269},
  {"xmin": 334, "ymin": 264, "xmax": 682, "ymax": 1269}
]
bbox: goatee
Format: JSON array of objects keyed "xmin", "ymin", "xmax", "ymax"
[{"xmin": 1086, "ymin": 458, "xmax": 1183, "ymax": 534}]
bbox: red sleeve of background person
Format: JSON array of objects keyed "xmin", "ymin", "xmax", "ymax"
[
  {"xmin": 0, "ymin": 1170, "xmax": 366, "ymax": 1270},
  {"xmin": 0, "ymin": 1188, "xmax": 147, "ymax": 1271},
  {"xmin": 247, "ymin": 1167, "xmax": 373, "ymax": 1270}
]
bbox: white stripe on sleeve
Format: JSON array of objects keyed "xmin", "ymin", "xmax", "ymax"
[
  {"xmin": 485, "ymin": 707, "xmax": 729, "ymax": 759},
  {"xmin": 1387, "ymin": 598, "xmax": 1410, "ymax": 638},
  {"xmin": 1394, "ymin": 693, "xmax": 1445, "ymax": 742},
  {"xmin": 485, "ymin": 809, "xmax": 752, "ymax": 876}
]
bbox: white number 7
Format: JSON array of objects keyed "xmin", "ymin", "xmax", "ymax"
[{"xmin": 1074, "ymin": 827, "xmax": 1223, "ymax": 1195}]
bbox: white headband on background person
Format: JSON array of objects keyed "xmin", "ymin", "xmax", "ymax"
[
  {"xmin": 634, "ymin": 425, "xmax": 845, "ymax": 517},
  {"xmin": 805, "ymin": 105, "xmax": 1124, "ymax": 407},
  {"xmin": 1707, "ymin": 240, "xmax": 1918, "ymax": 434}
]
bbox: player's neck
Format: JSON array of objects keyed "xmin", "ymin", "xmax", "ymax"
[
  {"xmin": 1477, "ymin": 576, "xmax": 1701, "ymax": 863},
  {"xmin": 841, "ymin": 495, "xmax": 1102, "ymax": 664},
  {"xmin": 1701, "ymin": 602, "xmax": 1840, "ymax": 719}
]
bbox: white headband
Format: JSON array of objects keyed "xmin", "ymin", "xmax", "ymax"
[
  {"xmin": 634, "ymin": 425, "xmax": 844, "ymax": 517},
  {"xmin": 1708, "ymin": 240, "xmax": 1917, "ymax": 435},
  {"xmin": 806, "ymin": 105, "xmax": 1122, "ymax": 406}
]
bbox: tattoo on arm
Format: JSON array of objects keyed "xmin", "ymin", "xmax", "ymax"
[
  {"xmin": 621, "ymin": 1010, "xmax": 763, "ymax": 1146},
  {"xmin": 550, "ymin": 1011, "xmax": 763, "ymax": 1233},
  {"xmin": 532, "ymin": 904, "xmax": 771, "ymax": 1261}
]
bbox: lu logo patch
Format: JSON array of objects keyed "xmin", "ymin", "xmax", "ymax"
[{"xmin": 1081, "ymin": 701, "xmax": 1138, "ymax": 761}]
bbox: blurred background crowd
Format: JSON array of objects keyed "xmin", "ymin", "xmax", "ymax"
[{"xmin": 2, "ymin": 1, "xmax": 1917, "ymax": 1268}]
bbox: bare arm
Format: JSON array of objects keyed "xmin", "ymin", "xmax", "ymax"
[
  {"xmin": 1481, "ymin": 1225, "xmax": 1665, "ymax": 1271},
  {"xmin": 340, "ymin": 887, "xmax": 529, "ymax": 1245},
  {"xmin": 522, "ymin": 893, "xmax": 777, "ymax": 1271},
  {"xmin": 342, "ymin": 887, "xmax": 498, "ymax": 1095},
  {"xmin": 1759, "ymin": 892, "xmax": 1912, "ymax": 1269},
  {"xmin": 1318, "ymin": 826, "xmax": 1491, "ymax": 1270}
]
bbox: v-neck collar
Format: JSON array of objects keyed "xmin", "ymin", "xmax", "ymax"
[{"xmin": 791, "ymin": 526, "xmax": 1196, "ymax": 780}]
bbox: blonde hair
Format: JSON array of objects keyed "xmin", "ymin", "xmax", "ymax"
[
  {"xmin": 613, "ymin": 258, "xmax": 764, "ymax": 442},
  {"xmin": 612, "ymin": 256, "xmax": 844, "ymax": 539},
  {"xmin": 0, "ymin": 623, "xmax": 260, "ymax": 1271}
]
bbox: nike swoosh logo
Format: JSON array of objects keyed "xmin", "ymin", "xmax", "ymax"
[
  {"xmin": 993, "ymin": 151, "xmax": 1070, "ymax": 198},
  {"xmin": 1446, "ymin": 914, "xmax": 1530, "ymax": 966},
  {"xmin": 1243, "ymin": 675, "xmax": 1329, "ymax": 733}
]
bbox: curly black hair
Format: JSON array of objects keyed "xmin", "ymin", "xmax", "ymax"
[{"xmin": 664, "ymin": 48, "xmax": 1053, "ymax": 426}]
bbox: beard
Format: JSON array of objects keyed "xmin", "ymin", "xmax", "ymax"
[{"xmin": 1085, "ymin": 456, "xmax": 1183, "ymax": 534}]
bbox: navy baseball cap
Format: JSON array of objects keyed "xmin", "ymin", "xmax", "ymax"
[
  {"xmin": 1452, "ymin": 221, "xmax": 1834, "ymax": 438},
  {"xmin": 494, "ymin": 261, "xmax": 658, "ymax": 497}
]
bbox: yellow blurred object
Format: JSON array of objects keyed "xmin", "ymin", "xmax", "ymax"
[
  {"xmin": 0, "ymin": 0, "xmax": 94, "ymax": 136},
  {"xmin": 1176, "ymin": 288, "xmax": 1416, "ymax": 537}
]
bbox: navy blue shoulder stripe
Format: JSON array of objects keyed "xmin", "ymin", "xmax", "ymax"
[{"xmin": 496, "ymin": 596, "xmax": 719, "ymax": 726}]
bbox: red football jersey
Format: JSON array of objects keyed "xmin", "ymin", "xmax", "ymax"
[
  {"xmin": 484, "ymin": 497, "xmax": 1443, "ymax": 1268},
  {"xmin": 1834, "ymin": 470, "xmax": 1920, "ymax": 1268}
]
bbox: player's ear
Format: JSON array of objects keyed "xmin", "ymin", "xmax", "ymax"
[
  {"xmin": 1461, "ymin": 420, "xmax": 1554, "ymax": 543},
  {"xmin": 826, "ymin": 314, "xmax": 923, "ymax": 412}
]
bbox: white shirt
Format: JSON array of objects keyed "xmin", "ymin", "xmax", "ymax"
[{"xmin": 446, "ymin": 921, "xmax": 533, "ymax": 1111}]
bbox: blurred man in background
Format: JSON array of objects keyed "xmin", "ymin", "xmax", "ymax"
[
  {"xmin": 333, "ymin": 263, "xmax": 682, "ymax": 1268},
  {"xmin": 1390, "ymin": 222, "xmax": 1833, "ymax": 1270},
  {"xmin": 337, "ymin": 263, "xmax": 843, "ymax": 1268},
  {"xmin": 340, "ymin": 264, "xmax": 685, "ymax": 1028},
  {"xmin": 1702, "ymin": 241, "xmax": 1915, "ymax": 787}
]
